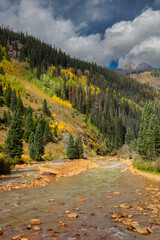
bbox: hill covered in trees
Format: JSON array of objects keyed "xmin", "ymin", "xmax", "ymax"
[{"xmin": 1, "ymin": 26, "xmax": 160, "ymax": 172}]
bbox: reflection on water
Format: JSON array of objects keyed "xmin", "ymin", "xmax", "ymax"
[{"xmin": 0, "ymin": 160, "xmax": 160, "ymax": 239}]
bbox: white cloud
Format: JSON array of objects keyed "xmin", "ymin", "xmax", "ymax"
[{"xmin": 0, "ymin": 1, "xmax": 160, "ymax": 68}]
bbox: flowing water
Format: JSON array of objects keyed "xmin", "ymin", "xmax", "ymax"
[{"xmin": 0, "ymin": 159, "xmax": 160, "ymax": 240}]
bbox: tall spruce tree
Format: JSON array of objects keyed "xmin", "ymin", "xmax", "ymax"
[
  {"xmin": 23, "ymin": 114, "xmax": 35, "ymax": 143},
  {"xmin": 4, "ymin": 84, "xmax": 12, "ymax": 107},
  {"xmin": 75, "ymin": 133, "xmax": 83, "ymax": 158},
  {"xmin": 137, "ymin": 104, "xmax": 160, "ymax": 161},
  {"xmin": 44, "ymin": 122, "xmax": 52, "ymax": 142},
  {"xmin": 66, "ymin": 133, "xmax": 76, "ymax": 159},
  {"xmin": 10, "ymin": 89, "xmax": 17, "ymax": 112},
  {"xmin": 16, "ymin": 94, "xmax": 24, "ymax": 115},
  {"xmin": 43, "ymin": 99, "xmax": 50, "ymax": 116},
  {"xmin": 4, "ymin": 111, "xmax": 23, "ymax": 158},
  {"xmin": 34, "ymin": 123, "xmax": 44, "ymax": 160},
  {"xmin": 125, "ymin": 128, "xmax": 135, "ymax": 145}
]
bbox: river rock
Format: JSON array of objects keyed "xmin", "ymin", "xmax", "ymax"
[
  {"xmin": 33, "ymin": 226, "xmax": 40, "ymax": 231},
  {"xmin": 120, "ymin": 203, "xmax": 131, "ymax": 209},
  {"xmin": 48, "ymin": 199, "xmax": 55, "ymax": 202},
  {"xmin": 0, "ymin": 228, "xmax": 3, "ymax": 235},
  {"xmin": 111, "ymin": 212, "xmax": 123, "ymax": 219},
  {"xmin": 114, "ymin": 192, "xmax": 120, "ymax": 196},
  {"xmin": 145, "ymin": 188, "xmax": 159, "ymax": 191},
  {"xmin": 65, "ymin": 210, "xmax": 70, "ymax": 214},
  {"xmin": 73, "ymin": 208, "xmax": 80, "ymax": 211},
  {"xmin": 77, "ymin": 198, "xmax": 85, "ymax": 202},
  {"xmin": 131, "ymin": 224, "xmax": 148, "ymax": 235},
  {"xmin": 30, "ymin": 219, "xmax": 40, "ymax": 225},
  {"xmin": 68, "ymin": 212, "xmax": 78, "ymax": 218},
  {"xmin": 146, "ymin": 227, "xmax": 154, "ymax": 234},
  {"xmin": 21, "ymin": 239, "xmax": 29, "ymax": 240},
  {"xmin": 147, "ymin": 205, "xmax": 158, "ymax": 211},
  {"xmin": 26, "ymin": 224, "xmax": 32, "ymax": 229},
  {"xmin": 12, "ymin": 234, "xmax": 25, "ymax": 240}
]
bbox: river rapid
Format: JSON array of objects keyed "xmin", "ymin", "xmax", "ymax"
[{"xmin": 0, "ymin": 159, "xmax": 160, "ymax": 240}]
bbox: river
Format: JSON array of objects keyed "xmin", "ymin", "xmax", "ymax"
[{"xmin": 0, "ymin": 159, "xmax": 160, "ymax": 239}]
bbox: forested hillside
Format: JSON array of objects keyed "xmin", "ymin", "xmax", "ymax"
[{"xmin": 1, "ymin": 26, "xmax": 160, "ymax": 163}]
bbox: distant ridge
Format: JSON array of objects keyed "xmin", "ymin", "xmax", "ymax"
[{"xmin": 113, "ymin": 62, "xmax": 154, "ymax": 74}]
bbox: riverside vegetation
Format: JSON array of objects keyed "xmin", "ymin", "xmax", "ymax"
[{"xmin": 0, "ymin": 26, "xmax": 160, "ymax": 173}]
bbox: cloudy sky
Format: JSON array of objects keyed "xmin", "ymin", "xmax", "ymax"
[{"xmin": 0, "ymin": 0, "xmax": 160, "ymax": 68}]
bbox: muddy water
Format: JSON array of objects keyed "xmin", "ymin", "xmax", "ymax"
[{"xmin": 0, "ymin": 160, "xmax": 160, "ymax": 240}]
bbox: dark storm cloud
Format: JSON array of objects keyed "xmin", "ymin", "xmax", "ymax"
[{"xmin": 0, "ymin": 0, "xmax": 160, "ymax": 67}]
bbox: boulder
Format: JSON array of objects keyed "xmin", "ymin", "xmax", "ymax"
[
  {"xmin": 68, "ymin": 213, "xmax": 78, "ymax": 218},
  {"xmin": 30, "ymin": 219, "xmax": 40, "ymax": 225}
]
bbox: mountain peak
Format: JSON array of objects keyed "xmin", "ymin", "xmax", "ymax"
[{"xmin": 114, "ymin": 62, "xmax": 154, "ymax": 74}]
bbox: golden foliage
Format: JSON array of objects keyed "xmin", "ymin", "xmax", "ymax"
[{"xmin": 52, "ymin": 95, "xmax": 72, "ymax": 108}]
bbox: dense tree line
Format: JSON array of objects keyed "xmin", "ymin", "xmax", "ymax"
[{"xmin": 1, "ymin": 27, "xmax": 160, "ymax": 155}]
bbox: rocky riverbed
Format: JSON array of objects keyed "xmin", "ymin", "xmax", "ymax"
[{"xmin": 0, "ymin": 158, "xmax": 160, "ymax": 239}]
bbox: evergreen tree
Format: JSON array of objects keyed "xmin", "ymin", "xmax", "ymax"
[
  {"xmin": 137, "ymin": 104, "xmax": 160, "ymax": 161},
  {"xmin": 29, "ymin": 142, "xmax": 36, "ymax": 159},
  {"xmin": 2, "ymin": 110, "xmax": 7, "ymax": 125},
  {"xmin": 0, "ymin": 83, "xmax": 3, "ymax": 96},
  {"xmin": 16, "ymin": 94, "xmax": 24, "ymax": 115},
  {"xmin": 44, "ymin": 122, "xmax": 52, "ymax": 142},
  {"xmin": 7, "ymin": 110, "xmax": 11, "ymax": 126},
  {"xmin": 4, "ymin": 84, "xmax": 12, "ymax": 107},
  {"xmin": 66, "ymin": 134, "xmax": 76, "ymax": 159},
  {"xmin": 75, "ymin": 133, "xmax": 83, "ymax": 158},
  {"xmin": 28, "ymin": 131, "xmax": 35, "ymax": 147},
  {"xmin": 43, "ymin": 99, "xmax": 50, "ymax": 116},
  {"xmin": 53, "ymin": 125, "xmax": 58, "ymax": 137},
  {"xmin": 25, "ymin": 105, "xmax": 33, "ymax": 116},
  {"xmin": 34, "ymin": 123, "xmax": 44, "ymax": 160},
  {"xmin": 4, "ymin": 111, "xmax": 23, "ymax": 158},
  {"xmin": 125, "ymin": 128, "xmax": 135, "ymax": 145},
  {"xmin": 23, "ymin": 114, "xmax": 35, "ymax": 142},
  {"xmin": 10, "ymin": 89, "xmax": 17, "ymax": 112},
  {"xmin": 38, "ymin": 115, "xmax": 46, "ymax": 135}
]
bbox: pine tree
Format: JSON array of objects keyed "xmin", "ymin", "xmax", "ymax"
[
  {"xmin": 4, "ymin": 111, "xmax": 23, "ymax": 158},
  {"xmin": 28, "ymin": 132, "xmax": 35, "ymax": 147},
  {"xmin": 16, "ymin": 94, "xmax": 24, "ymax": 115},
  {"xmin": 125, "ymin": 128, "xmax": 135, "ymax": 145},
  {"xmin": 44, "ymin": 122, "xmax": 52, "ymax": 142},
  {"xmin": 23, "ymin": 114, "xmax": 35, "ymax": 143},
  {"xmin": 75, "ymin": 133, "xmax": 83, "ymax": 158},
  {"xmin": 10, "ymin": 89, "xmax": 17, "ymax": 112},
  {"xmin": 34, "ymin": 123, "xmax": 44, "ymax": 160},
  {"xmin": 29, "ymin": 142, "xmax": 36, "ymax": 159},
  {"xmin": 7, "ymin": 110, "xmax": 11, "ymax": 126},
  {"xmin": 43, "ymin": 99, "xmax": 50, "ymax": 116},
  {"xmin": 2, "ymin": 110, "xmax": 7, "ymax": 125},
  {"xmin": 25, "ymin": 105, "xmax": 33, "ymax": 116},
  {"xmin": 137, "ymin": 104, "xmax": 160, "ymax": 161},
  {"xmin": 4, "ymin": 84, "xmax": 12, "ymax": 107},
  {"xmin": 66, "ymin": 133, "xmax": 76, "ymax": 159}
]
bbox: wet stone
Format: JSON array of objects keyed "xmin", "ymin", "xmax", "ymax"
[
  {"xmin": 30, "ymin": 219, "xmax": 40, "ymax": 225},
  {"xmin": 68, "ymin": 212, "xmax": 78, "ymax": 218}
]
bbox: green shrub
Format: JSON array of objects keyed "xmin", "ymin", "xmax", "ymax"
[{"xmin": 0, "ymin": 157, "xmax": 11, "ymax": 174}]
